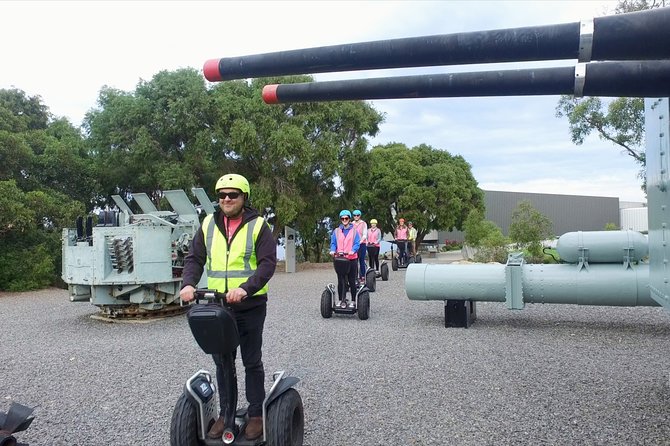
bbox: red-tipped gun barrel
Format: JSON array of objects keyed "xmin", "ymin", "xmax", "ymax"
[
  {"xmin": 204, "ymin": 8, "xmax": 670, "ymax": 82},
  {"xmin": 261, "ymin": 61, "xmax": 670, "ymax": 103}
]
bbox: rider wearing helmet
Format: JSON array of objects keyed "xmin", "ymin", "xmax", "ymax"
[
  {"xmin": 408, "ymin": 221, "xmax": 418, "ymax": 256},
  {"xmin": 330, "ymin": 210, "xmax": 360, "ymax": 307},
  {"xmin": 351, "ymin": 210, "xmax": 368, "ymax": 283},
  {"xmin": 394, "ymin": 217, "xmax": 409, "ymax": 264},
  {"xmin": 367, "ymin": 219, "xmax": 382, "ymax": 273},
  {"xmin": 180, "ymin": 173, "xmax": 277, "ymax": 441}
]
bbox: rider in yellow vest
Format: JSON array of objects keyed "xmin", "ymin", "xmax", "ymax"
[
  {"xmin": 408, "ymin": 221, "xmax": 418, "ymax": 256},
  {"xmin": 180, "ymin": 173, "xmax": 276, "ymax": 441}
]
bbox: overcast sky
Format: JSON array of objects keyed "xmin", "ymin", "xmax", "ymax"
[{"xmin": 2, "ymin": 0, "xmax": 648, "ymax": 203}]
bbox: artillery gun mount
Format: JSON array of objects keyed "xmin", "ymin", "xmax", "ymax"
[{"xmin": 62, "ymin": 188, "xmax": 214, "ymax": 319}]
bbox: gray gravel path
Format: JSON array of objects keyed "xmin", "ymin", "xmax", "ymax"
[{"xmin": 1, "ymin": 261, "xmax": 669, "ymax": 446}]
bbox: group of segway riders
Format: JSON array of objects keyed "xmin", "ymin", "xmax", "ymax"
[
  {"xmin": 393, "ymin": 218, "xmax": 418, "ymax": 268},
  {"xmin": 329, "ymin": 209, "xmax": 417, "ymax": 307},
  {"xmin": 328, "ymin": 209, "xmax": 382, "ymax": 308}
]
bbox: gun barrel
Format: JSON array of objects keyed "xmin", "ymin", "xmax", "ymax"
[
  {"xmin": 261, "ymin": 61, "xmax": 670, "ymax": 103},
  {"xmin": 204, "ymin": 8, "xmax": 670, "ymax": 82}
]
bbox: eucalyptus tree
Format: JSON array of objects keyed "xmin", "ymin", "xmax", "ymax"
[
  {"xmin": 555, "ymin": 0, "xmax": 662, "ymax": 194},
  {"xmin": 85, "ymin": 69, "xmax": 383, "ymax": 254},
  {"xmin": 209, "ymin": 76, "xmax": 384, "ymax": 245},
  {"xmin": 358, "ymin": 143, "xmax": 484, "ymax": 247},
  {"xmin": 84, "ymin": 68, "xmax": 214, "ymax": 206}
]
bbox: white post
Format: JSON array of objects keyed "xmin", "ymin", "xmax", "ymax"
[{"xmin": 284, "ymin": 226, "xmax": 296, "ymax": 273}]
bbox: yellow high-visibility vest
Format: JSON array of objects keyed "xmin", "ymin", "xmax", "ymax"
[{"xmin": 202, "ymin": 214, "xmax": 269, "ymax": 296}]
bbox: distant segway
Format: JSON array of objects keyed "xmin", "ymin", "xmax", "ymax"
[
  {"xmin": 390, "ymin": 240, "xmax": 422, "ymax": 271},
  {"xmin": 171, "ymin": 289, "xmax": 304, "ymax": 446},
  {"xmin": 364, "ymin": 266, "xmax": 377, "ymax": 292},
  {"xmin": 320, "ymin": 253, "xmax": 370, "ymax": 320},
  {"xmin": 368, "ymin": 257, "xmax": 389, "ymax": 284}
]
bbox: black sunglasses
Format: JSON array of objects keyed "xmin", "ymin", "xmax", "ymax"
[
  {"xmin": 340, "ymin": 217, "xmax": 350, "ymax": 221},
  {"xmin": 218, "ymin": 191, "xmax": 242, "ymax": 200}
]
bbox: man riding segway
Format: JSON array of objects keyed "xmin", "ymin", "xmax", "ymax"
[{"xmin": 179, "ymin": 173, "xmax": 277, "ymax": 442}]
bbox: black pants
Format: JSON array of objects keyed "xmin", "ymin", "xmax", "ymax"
[
  {"xmin": 334, "ymin": 258, "xmax": 358, "ymax": 301},
  {"xmin": 367, "ymin": 245, "xmax": 380, "ymax": 271},
  {"xmin": 213, "ymin": 303, "xmax": 266, "ymax": 417},
  {"xmin": 397, "ymin": 240, "xmax": 408, "ymax": 263},
  {"xmin": 357, "ymin": 243, "xmax": 367, "ymax": 279}
]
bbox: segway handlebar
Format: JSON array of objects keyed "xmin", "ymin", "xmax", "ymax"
[{"xmin": 193, "ymin": 289, "xmax": 227, "ymax": 304}]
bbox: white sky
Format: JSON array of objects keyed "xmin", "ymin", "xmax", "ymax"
[{"xmin": 1, "ymin": 0, "xmax": 648, "ymax": 203}]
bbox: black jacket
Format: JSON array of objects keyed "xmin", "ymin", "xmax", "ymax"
[{"xmin": 181, "ymin": 206, "xmax": 277, "ymax": 311}]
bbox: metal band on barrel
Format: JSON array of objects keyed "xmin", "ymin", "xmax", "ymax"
[
  {"xmin": 574, "ymin": 63, "xmax": 586, "ymax": 97},
  {"xmin": 578, "ymin": 18, "xmax": 594, "ymax": 62}
]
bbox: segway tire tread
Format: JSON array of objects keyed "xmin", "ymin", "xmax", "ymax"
[
  {"xmin": 170, "ymin": 393, "xmax": 199, "ymax": 446},
  {"xmin": 381, "ymin": 263, "xmax": 389, "ymax": 281},
  {"xmin": 320, "ymin": 290, "xmax": 332, "ymax": 318},
  {"xmin": 357, "ymin": 292, "xmax": 370, "ymax": 320},
  {"xmin": 266, "ymin": 388, "xmax": 305, "ymax": 446},
  {"xmin": 365, "ymin": 270, "xmax": 376, "ymax": 292}
]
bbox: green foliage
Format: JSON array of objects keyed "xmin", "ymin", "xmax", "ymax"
[
  {"xmin": 474, "ymin": 220, "xmax": 510, "ymax": 263},
  {"xmin": 0, "ymin": 180, "xmax": 34, "ymax": 237},
  {"xmin": 463, "ymin": 209, "xmax": 488, "ymax": 246},
  {"xmin": 0, "ymin": 88, "xmax": 92, "ymax": 290},
  {"xmin": 462, "ymin": 208, "xmax": 510, "ymax": 262},
  {"xmin": 604, "ymin": 222, "xmax": 619, "ymax": 230},
  {"xmin": 555, "ymin": 96, "xmax": 644, "ymax": 166},
  {"xmin": 85, "ymin": 71, "xmax": 383, "ymax": 263},
  {"xmin": 0, "ymin": 88, "xmax": 50, "ymax": 132},
  {"xmin": 442, "ymin": 240, "xmax": 462, "ymax": 252},
  {"xmin": 358, "ymin": 143, "xmax": 484, "ymax": 246},
  {"xmin": 0, "ymin": 241, "xmax": 55, "ymax": 291},
  {"xmin": 85, "ymin": 70, "xmax": 210, "ymax": 204},
  {"xmin": 554, "ymin": 0, "xmax": 661, "ymax": 196},
  {"xmin": 0, "ymin": 180, "xmax": 84, "ymax": 291},
  {"xmin": 542, "ymin": 248, "xmax": 560, "ymax": 264},
  {"xmin": 509, "ymin": 200, "xmax": 553, "ymax": 262}
]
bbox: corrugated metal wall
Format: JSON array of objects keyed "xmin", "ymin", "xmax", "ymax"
[
  {"xmin": 620, "ymin": 207, "xmax": 648, "ymax": 232},
  {"xmin": 440, "ymin": 190, "xmax": 621, "ymax": 243}
]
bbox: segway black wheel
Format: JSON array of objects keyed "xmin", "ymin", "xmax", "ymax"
[
  {"xmin": 380, "ymin": 263, "xmax": 389, "ymax": 281},
  {"xmin": 391, "ymin": 258, "xmax": 398, "ymax": 271},
  {"xmin": 357, "ymin": 291, "xmax": 370, "ymax": 320},
  {"xmin": 266, "ymin": 388, "xmax": 305, "ymax": 446},
  {"xmin": 415, "ymin": 253, "xmax": 422, "ymax": 263},
  {"xmin": 320, "ymin": 290, "xmax": 332, "ymax": 318},
  {"xmin": 169, "ymin": 393, "xmax": 199, "ymax": 446},
  {"xmin": 365, "ymin": 270, "xmax": 376, "ymax": 292},
  {"xmin": 408, "ymin": 256, "xmax": 415, "ymax": 264}
]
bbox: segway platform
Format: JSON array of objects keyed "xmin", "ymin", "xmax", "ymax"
[
  {"xmin": 390, "ymin": 241, "xmax": 422, "ymax": 271},
  {"xmin": 320, "ymin": 283, "xmax": 370, "ymax": 320}
]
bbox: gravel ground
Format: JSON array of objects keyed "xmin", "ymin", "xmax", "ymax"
[{"xmin": 1, "ymin": 260, "xmax": 670, "ymax": 446}]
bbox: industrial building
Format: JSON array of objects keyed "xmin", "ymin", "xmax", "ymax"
[{"xmin": 436, "ymin": 190, "xmax": 647, "ymax": 245}]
